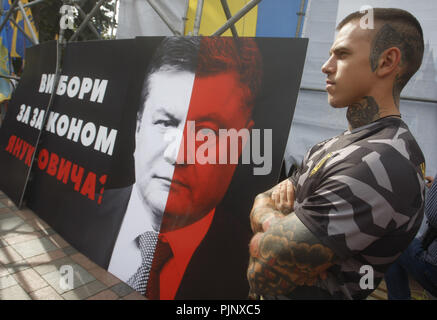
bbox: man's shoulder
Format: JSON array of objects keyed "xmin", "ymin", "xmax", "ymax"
[
  {"xmin": 312, "ymin": 121, "xmax": 424, "ymax": 198},
  {"xmin": 360, "ymin": 119, "xmax": 425, "ymax": 173},
  {"xmin": 332, "ymin": 119, "xmax": 423, "ymax": 168},
  {"xmin": 297, "ymin": 119, "xmax": 425, "ymax": 193},
  {"xmin": 96, "ymin": 185, "xmax": 133, "ymax": 214}
]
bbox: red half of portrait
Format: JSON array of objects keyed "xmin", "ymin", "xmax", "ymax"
[{"xmin": 147, "ymin": 37, "xmax": 259, "ymax": 300}]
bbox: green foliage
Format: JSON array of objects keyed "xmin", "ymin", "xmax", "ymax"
[{"xmin": 31, "ymin": 0, "xmax": 117, "ymax": 42}]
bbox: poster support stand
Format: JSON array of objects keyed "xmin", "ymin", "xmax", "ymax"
[
  {"xmin": 192, "ymin": 0, "xmax": 203, "ymax": 36},
  {"xmin": 0, "ymin": 73, "xmax": 19, "ymax": 80},
  {"xmin": 219, "ymin": 0, "xmax": 238, "ymax": 38},
  {"xmin": 212, "ymin": 0, "xmax": 261, "ymax": 36},
  {"xmin": 11, "ymin": 0, "xmax": 45, "ymax": 11},
  {"xmin": 0, "ymin": 0, "xmax": 20, "ymax": 36},
  {"xmin": 73, "ymin": 2, "xmax": 102, "ymax": 40},
  {"xmin": 295, "ymin": 0, "xmax": 306, "ymax": 37},
  {"xmin": 8, "ymin": 12, "xmax": 36, "ymax": 44},
  {"xmin": 146, "ymin": 0, "xmax": 182, "ymax": 36},
  {"xmin": 18, "ymin": 15, "xmax": 66, "ymax": 208},
  {"xmin": 18, "ymin": 0, "xmax": 38, "ymax": 44},
  {"xmin": 69, "ymin": 0, "xmax": 106, "ymax": 42},
  {"xmin": 110, "ymin": 0, "xmax": 118, "ymax": 39},
  {"xmin": 0, "ymin": 0, "xmax": 42, "ymax": 45}
]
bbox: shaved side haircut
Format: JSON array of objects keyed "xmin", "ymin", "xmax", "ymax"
[{"xmin": 337, "ymin": 8, "xmax": 424, "ymax": 106}]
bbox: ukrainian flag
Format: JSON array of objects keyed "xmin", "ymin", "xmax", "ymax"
[
  {"xmin": 184, "ymin": 0, "xmax": 308, "ymax": 37},
  {"xmin": 11, "ymin": 0, "xmax": 38, "ymax": 59},
  {"xmin": 0, "ymin": 0, "xmax": 14, "ymax": 102}
]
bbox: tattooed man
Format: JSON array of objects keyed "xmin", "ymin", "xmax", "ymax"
[{"xmin": 248, "ymin": 8, "xmax": 427, "ymax": 299}]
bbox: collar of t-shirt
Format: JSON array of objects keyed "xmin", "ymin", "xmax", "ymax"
[{"xmin": 346, "ymin": 116, "xmax": 402, "ymax": 135}]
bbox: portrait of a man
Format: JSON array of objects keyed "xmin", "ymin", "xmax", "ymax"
[{"xmin": 108, "ymin": 36, "xmax": 263, "ymax": 299}]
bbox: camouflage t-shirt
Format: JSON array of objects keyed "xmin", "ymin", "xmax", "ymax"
[{"xmin": 289, "ymin": 117, "xmax": 425, "ymax": 299}]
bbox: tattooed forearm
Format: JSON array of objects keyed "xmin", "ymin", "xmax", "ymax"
[
  {"xmin": 250, "ymin": 192, "xmax": 284, "ymax": 233},
  {"xmin": 347, "ymin": 96, "xmax": 380, "ymax": 129},
  {"xmin": 250, "ymin": 205, "xmax": 284, "ymax": 233},
  {"xmin": 250, "ymin": 185, "xmax": 283, "ymax": 233},
  {"xmin": 248, "ymin": 214, "xmax": 336, "ymax": 297},
  {"xmin": 250, "ymin": 179, "xmax": 295, "ymax": 233}
]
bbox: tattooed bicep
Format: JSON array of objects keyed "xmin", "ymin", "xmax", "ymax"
[
  {"xmin": 248, "ymin": 214, "xmax": 338, "ymax": 296},
  {"xmin": 273, "ymin": 214, "xmax": 336, "ymax": 257},
  {"xmin": 288, "ymin": 215, "xmax": 331, "ymax": 247},
  {"xmin": 254, "ymin": 214, "xmax": 338, "ymax": 277}
]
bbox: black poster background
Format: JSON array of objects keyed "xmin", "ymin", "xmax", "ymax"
[
  {"xmin": 25, "ymin": 39, "xmax": 137, "ymax": 266},
  {"xmin": 0, "ymin": 41, "xmax": 57, "ymax": 206},
  {"xmin": 0, "ymin": 37, "xmax": 308, "ymax": 299}
]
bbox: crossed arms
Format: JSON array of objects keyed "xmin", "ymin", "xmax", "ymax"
[{"xmin": 247, "ymin": 179, "xmax": 337, "ymax": 298}]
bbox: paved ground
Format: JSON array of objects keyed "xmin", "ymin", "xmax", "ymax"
[{"xmin": 0, "ymin": 190, "xmax": 146, "ymax": 300}]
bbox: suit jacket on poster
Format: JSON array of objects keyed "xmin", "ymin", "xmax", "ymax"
[
  {"xmin": 80, "ymin": 185, "xmax": 251, "ymax": 299},
  {"xmin": 73, "ymin": 186, "xmax": 133, "ymax": 269},
  {"xmin": 174, "ymin": 203, "xmax": 251, "ymax": 299}
]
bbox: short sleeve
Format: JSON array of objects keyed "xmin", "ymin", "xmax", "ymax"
[{"xmin": 294, "ymin": 152, "xmax": 424, "ymax": 262}]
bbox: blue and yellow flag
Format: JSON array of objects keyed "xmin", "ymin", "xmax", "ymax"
[
  {"xmin": 184, "ymin": 0, "xmax": 308, "ymax": 37},
  {"xmin": 11, "ymin": 0, "xmax": 38, "ymax": 59},
  {"xmin": 185, "ymin": 0, "xmax": 258, "ymax": 36},
  {"xmin": 0, "ymin": 0, "xmax": 14, "ymax": 102}
]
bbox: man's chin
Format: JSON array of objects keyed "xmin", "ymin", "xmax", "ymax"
[
  {"xmin": 328, "ymin": 98, "xmax": 348, "ymax": 109},
  {"xmin": 159, "ymin": 212, "xmax": 189, "ymax": 233},
  {"xmin": 159, "ymin": 208, "xmax": 209, "ymax": 233},
  {"xmin": 143, "ymin": 191, "xmax": 168, "ymax": 214}
]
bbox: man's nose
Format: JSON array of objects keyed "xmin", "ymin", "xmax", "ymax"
[
  {"xmin": 163, "ymin": 128, "xmax": 183, "ymax": 165},
  {"xmin": 321, "ymin": 56, "xmax": 335, "ymax": 75}
]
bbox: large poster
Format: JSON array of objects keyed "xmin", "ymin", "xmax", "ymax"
[
  {"xmin": 25, "ymin": 39, "xmax": 138, "ymax": 267},
  {"xmin": 108, "ymin": 36, "xmax": 308, "ymax": 299},
  {"xmin": 0, "ymin": 37, "xmax": 307, "ymax": 299},
  {"xmin": 0, "ymin": 41, "xmax": 57, "ymax": 206}
]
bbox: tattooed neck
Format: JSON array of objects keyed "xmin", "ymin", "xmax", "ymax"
[
  {"xmin": 346, "ymin": 96, "xmax": 380, "ymax": 129},
  {"xmin": 392, "ymin": 74, "xmax": 404, "ymax": 109}
]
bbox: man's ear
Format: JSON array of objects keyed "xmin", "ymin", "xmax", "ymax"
[{"xmin": 375, "ymin": 47, "xmax": 402, "ymax": 78}]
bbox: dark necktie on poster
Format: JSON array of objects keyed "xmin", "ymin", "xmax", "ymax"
[{"xmin": 146, "ymin": 236, "xmax": 173, "ymax": 300}]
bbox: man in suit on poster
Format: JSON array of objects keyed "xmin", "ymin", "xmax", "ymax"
[{"xmin": 108, "ymin": 36, "xmax": 264, "ymax": 299}]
